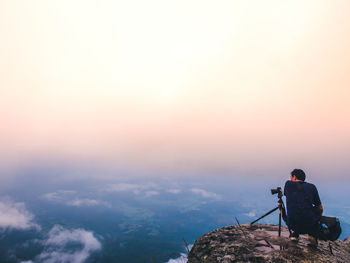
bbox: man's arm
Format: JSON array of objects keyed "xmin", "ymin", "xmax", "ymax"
[
  {"xmin": 313, "ymin": 185, "xmax": 323, "ymax": 216},
  {"xmin": 283, "ymin": 181, "xmax": 289, "ymax": 196},
  {"xmin": 315, "ymin": 204, "xmax": 323, "ymax": 216}
]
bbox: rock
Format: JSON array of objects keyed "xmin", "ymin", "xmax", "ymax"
[{"xmin": 187, "ymin": 224, "xmax": 350, "ymax": 263}]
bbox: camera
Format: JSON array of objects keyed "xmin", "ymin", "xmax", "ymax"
[{"xmin": 271, "ymin": 187, "xmax": 282, "ymax": 195}]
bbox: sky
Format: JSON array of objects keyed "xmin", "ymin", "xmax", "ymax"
[{"xmin": 1, "ymin": 0, "xmax": 350, "ymax": 179}]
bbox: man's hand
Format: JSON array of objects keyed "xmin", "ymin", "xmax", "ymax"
[{"xmin": 315, "ymin": 204, "xmax": 323, "ymax": 216}]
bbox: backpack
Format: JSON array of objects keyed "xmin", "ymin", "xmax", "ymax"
[{"xmin": 318, "ymin": 216, "xmax": 342, "ymax": 241}]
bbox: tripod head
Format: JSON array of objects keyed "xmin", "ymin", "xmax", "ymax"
[{"xmin": 271, "ymin": 187, "xmax": 283, "ymax": 199}]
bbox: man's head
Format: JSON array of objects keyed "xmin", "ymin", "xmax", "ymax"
[{"xmin": 291, "ymin": 169, "xmax": 306, "ymax": 181}]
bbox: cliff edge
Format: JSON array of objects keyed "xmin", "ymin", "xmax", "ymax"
[{"xmin": 187, "ymin": 224, "xmax": 350, "ymax": 263}]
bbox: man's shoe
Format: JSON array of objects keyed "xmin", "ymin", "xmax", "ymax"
[{"xmin": 290, "ymin": 236, "xmax": 298, "ymax": 242}]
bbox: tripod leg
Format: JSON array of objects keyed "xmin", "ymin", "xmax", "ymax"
[
  {"xmin": 251, "ymin": 206, "xmax": 279, "ymax": 224},
  {"xmin": 278, "ymin": 206, "xmax": 281, "ymax": 237}
]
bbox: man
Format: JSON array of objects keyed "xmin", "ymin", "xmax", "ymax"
[{"xmin": 284, "ymin": 169, "xmax": 323, "ymax": 247}]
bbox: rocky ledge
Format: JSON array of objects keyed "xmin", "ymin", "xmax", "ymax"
[{"xmin": 187, "ymin": 224, "xmax": 350, "ymax": 263}]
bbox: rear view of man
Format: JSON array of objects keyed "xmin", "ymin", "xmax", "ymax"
[{"xmin": 284, "ymin": 169, "xmax": 323, "ymax": 247}]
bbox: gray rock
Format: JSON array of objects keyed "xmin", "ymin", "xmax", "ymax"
[{"xmin": 187, "ymin": 224, "xmax": 350, "ymax": 263}]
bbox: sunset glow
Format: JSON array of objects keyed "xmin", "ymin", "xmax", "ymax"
[{"xmin": 1, "ymin": 0, "xmax": 350, "ymax": 178}]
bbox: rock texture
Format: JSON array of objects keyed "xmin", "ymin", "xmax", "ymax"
[{"xmin": 188, "ymin": 224, "xmax": 350, "ymax": 263}]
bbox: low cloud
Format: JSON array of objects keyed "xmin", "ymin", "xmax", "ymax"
[
  {"xmin": 37, "ymin": 225, "xmax": 101, "ymax": 263},
  {"xmin": 145, "ymin": 191, "xmax": 159, "ymax": 197},
  {"xmin": 106, "ymin": 183, "xmax": 160, "ymax": 197},
  {"xmin": 67, "ymin": 198, "xmax": 111, "ymax": 208},
  {"xmin": 106, "ymin": 183, "xmax": 143, "ymax": 194},
  {"xmin": 244, "ymin": 210, "xmax": 256, "ymax": 218},
  {"xmin": 166, "ymin": 253, "xmax": 187, "ymax": 263},
  {"xmin": 0, "ymin": 198, "xmax": 40, "ymax": 231},
  {"xmin": 167, "ymin": 189, "xmax": 181, "ymax": 194},
  {"xmin": 166, "ymin": 245, "xmax": 193, "ymax": 263},
  {"xmin": 42, "ymin": 191, "xmax": 110, "ymax": 208},
  {"xmin": 191, "ymin": 188, "xmax": 220, "ymax": 199},
  {"xmin": 41, "ymin": 190, "xmax": 76, "ymax": 202}
]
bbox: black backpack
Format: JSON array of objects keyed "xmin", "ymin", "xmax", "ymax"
[{"xmin": 318, "ymin": 216, "xmax": 342, "ymax": 241}]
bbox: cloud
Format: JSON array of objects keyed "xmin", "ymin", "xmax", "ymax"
[
  {"xmin": 66, "ymin": 198, "xmax": 111, "ymax": 208},
  {"xmin": 42, "ymin": 191, "xmax": 110, "ymax": 208},
  {"xmin": 106, "ymin": 183, "xmax": 143, "ymax": 194},
  {"xmin": 244, "ymin": 210, "xmax": 256, "ymax": 217},
  {"xmin": 41, "ymin": 190, "xmax": 76, "ymax": 202},
  {"xmin": 167, "ymin": 189, "xmax": 181, "ymax": 194},
  {"xmin": 0, "ymin": 199, "xmax": 40, "ymax": 231},
  {"xmin": 105, "ymin": 183, "xmax": 160, "ymax": 196},
  {"xmin": 166, "ymin": 245, "xmax": 193, "ymax": 263},
  {"xmin": 37, "ymin": 225, "xmax": 101, "ymax": 263},
  {"xmin": 166, "ymin": 253, "xmax": 187, "ymax": 263},
  {"xmin": 191, "ymin": 188, "xmax": 220, "ymax": 199},
  {"xmin": 144, "ymin": 191, "xmax": 159, "ymax": 197}
]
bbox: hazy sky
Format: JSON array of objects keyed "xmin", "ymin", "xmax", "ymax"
[{"xmin": 1, "ymin": 1, "xmax": 349, "ymax": 178}]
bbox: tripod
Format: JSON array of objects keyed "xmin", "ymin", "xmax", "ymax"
[{"xmin": 250, "ymin": 187, "xmax": 287, "ymax": 237}]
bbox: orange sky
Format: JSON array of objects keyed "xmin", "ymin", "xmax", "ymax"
[{"xmin": 1, "ymin": 1, "xmax": 350, "ymax": 178}]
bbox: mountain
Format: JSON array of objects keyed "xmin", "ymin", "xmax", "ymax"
[{"xmin": 188, "ymin": 224, "xmax": 350, "ymax": 263}]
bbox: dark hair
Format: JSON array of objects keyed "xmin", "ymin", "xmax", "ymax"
[{"xmin": 291, "ymin": 169, "xmax": 306, "ymax": 181}]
